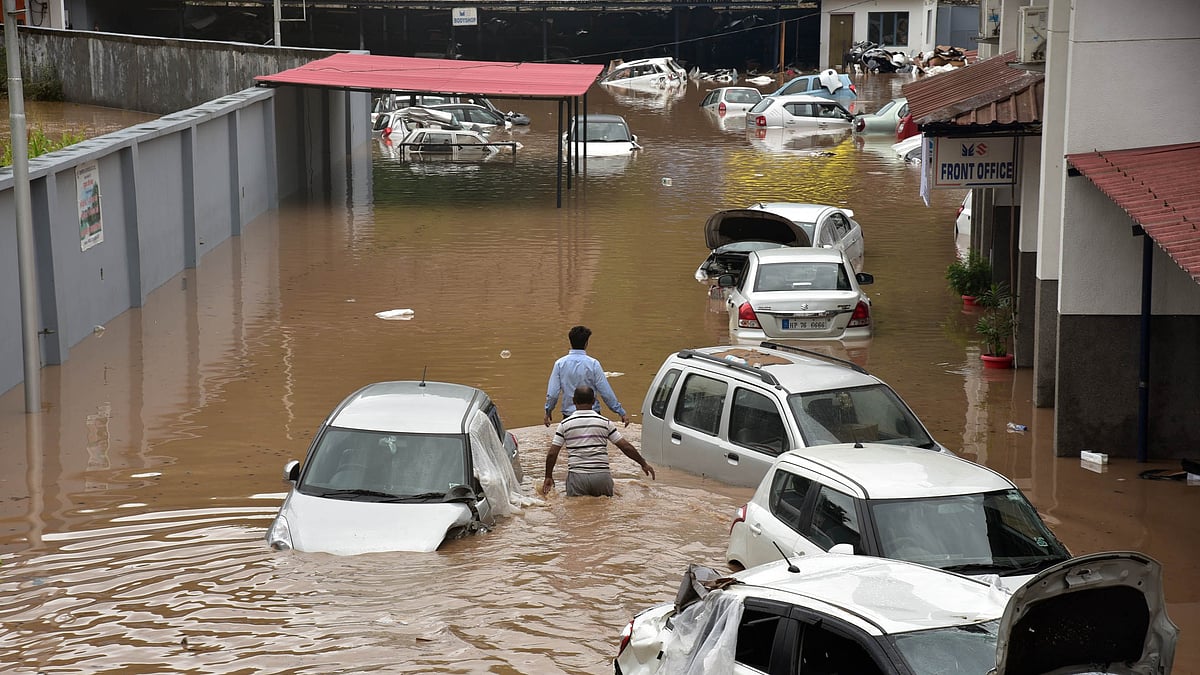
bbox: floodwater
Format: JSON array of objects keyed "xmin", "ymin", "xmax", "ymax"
[{"xmin": 1, "ymin": 74, "xmax": 1195, "ymax": 672}]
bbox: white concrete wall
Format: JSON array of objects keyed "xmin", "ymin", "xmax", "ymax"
[
  {"xmin": 820, "ymin": 0, "xmax": 932, "ymax": 69},
  {"xmin": 1058, "ymin": 0, "xmax": 1200, "ymax": 314},
  {"xmin": 1036, "ymin": 0, "xmax": 1069, "ymax": 282}
]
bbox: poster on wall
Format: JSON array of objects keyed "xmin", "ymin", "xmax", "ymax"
[{"xmin": 77, "ymin": 161, "xmax": 103, "ymax": 251}]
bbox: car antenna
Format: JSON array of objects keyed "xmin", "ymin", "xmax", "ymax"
[
  {"xmin": 419, "ymin": 366, "xmax": 427, "ymax": 387},
  {"xmin": 773, "ymin": 541, "xmax": 800, "ymax": 573}
]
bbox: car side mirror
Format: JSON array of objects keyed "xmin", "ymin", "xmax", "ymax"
[
  {"xmin": 283, "ymin": 460, "xmax": 300, "ymax": 482},
  {"xmin": 856, "ymin": 272, "xmax": 874, "ymax": 285},
  {"xmin": 717, "ymin": 274, "xmax": 736, "ymax": 288},
  {"xmin": 829, "ymin": 543, "xmax": 855, "ymax": 555}
]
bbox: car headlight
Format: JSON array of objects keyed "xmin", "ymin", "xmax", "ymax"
[{"xmin": 266, "ymin": 515, "xmax": 293, "ymax": 551}]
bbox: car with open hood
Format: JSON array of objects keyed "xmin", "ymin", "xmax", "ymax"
[
  {"xmin": 726, "ymin": 443, "xmax": 1073, "ymax": 592},
  {"xmin": 265, "ymin": 380, "xmax": 529, "ymax": 555},
  {"xmin": 614, "ymin": 551, "xmax": 1177, "ymax": 674}
]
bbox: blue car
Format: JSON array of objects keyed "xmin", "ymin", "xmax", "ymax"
[{"xmin": 771, "ymin": 69, "xmax": 857, "ymax": 101}]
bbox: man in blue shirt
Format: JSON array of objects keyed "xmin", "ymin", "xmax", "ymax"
[{"xmin": 544, "ymin": 325, "xmax": 629, "ymax": 427}]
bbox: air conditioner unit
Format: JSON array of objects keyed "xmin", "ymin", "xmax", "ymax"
[
  {"xmin": 1018, "ymin": 6, "xmax": 1048, "ymax": 64},
  {"xmin": 980, "ymin": 0, "xmax": 1002, "ymax": 40}
]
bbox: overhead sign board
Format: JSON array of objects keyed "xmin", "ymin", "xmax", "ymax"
[
  {"xmin": 452, "ymin": 8, "xmax": 478, "ymax": 26},
  {"xmin": 929, "ymin": 136, "xmax": 1016, "ymax": 188}
]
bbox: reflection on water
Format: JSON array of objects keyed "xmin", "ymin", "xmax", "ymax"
[{"xmin": 0, "ymin": 75, "xmax": 1196, "ymax": 673}]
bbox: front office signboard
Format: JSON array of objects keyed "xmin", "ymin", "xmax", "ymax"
[{"xmin": 928, "ymin": 136, "xmax": 1016, "ymax": 188}]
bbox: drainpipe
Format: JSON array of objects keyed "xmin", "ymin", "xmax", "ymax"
[{"xmin": 1136, "ymin": 228, "xmax": 1152, "ymax": 462}]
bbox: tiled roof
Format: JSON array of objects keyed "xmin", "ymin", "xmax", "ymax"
[
  {"xmin": 902, "ymin": 51, "xmax": 1044, "ymax": 133},
  {"xmin": 1067, "ymin": 142, "xmax": 1200, "ymax": 284}
]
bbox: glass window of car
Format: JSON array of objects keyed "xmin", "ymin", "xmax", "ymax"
[
  {"xmin": 784, "ymin": 102, "xmax": 813, "ymax": 118},
  {"xmin": 484, "ymin": 403, "xmax": 506, "ymax": 442},
  {"xmin": 808, "ymin": 486, "xmax": 861, "ymax": 551},
  {"xmin": 779, "ymin": 77, "xmax": 814, "ymax": 95},
  {"xmin": 673, "ymin": 374, "xmax": 726, "ymax": 436},
  {"xmin": 748, "ymin": 97, "xmax": 774, "ymax": 114},
  {"xmin": 735, "ymin": 605, "xmax": 791, "ymax": 671},
  {"xmin": 874, "ymin": 99, "xmax": 898, "ymax": 116},
  {"xmin": 789, "ymin": 386, "xmax": 936, "ymax": 448},
  {"xmin": 891, "ymin": 620, "xmax": 1000, "ymax": 673},
  {"xmin": 372, "ymin": 113, "xmax": 392, "ymax": 132},
  {"xmin": 829, "ymin": 213, "xmax": 851, "ymax": 239},
  {"xmin": 817, "ymin": 103, "xmax": 845, "ymax": 118},
  {"xmin": 701, "ymin": 91, "xmax": 717, "ymax": 106},
  {"xmin": 581, "ymin": 121, "xmax": 631, "ymax": 142},
  {"xmin": 768, "ymin": 469, "xmax": 814, "ymax": 532},
  {"xmin": 726, "ymin": 89, "xmax": 760, "ymax": 104},
  {"xmin": 299, "ymin": 428, "xmax": 468, "ymax": 498},
  {"xmin": 754, "ymin": 262, "xmax": 841, "ymax": 292},
  {"xmin": 869, "ymin": 490, "xmax": 1071, "ymax": 570},
  {"xmin": 798, "ymin": 623, "xmax": 886, "ymax": 674},
  {"xmin": 897, "ymin": 102, "xmax": 909, "ymax": 118},
  {"xmin": 729, "ymin": 388, "xmax": 787, "ymax": 454},
  {"xmin": 649, "ymin": 368, "xmax": 681, "ymax": 419},
  {"xmin": 456, "ymin": 134, "xmax": 483, "ymax": 146}
]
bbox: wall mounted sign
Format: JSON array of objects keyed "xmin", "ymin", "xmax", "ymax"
[
  {"xmin": 929, "ymin": 136, "xmax": 1017, "ymax": 188},
  {"xmin": 77, "ymin": 161, "xmax": 103, "ymax": 251}
]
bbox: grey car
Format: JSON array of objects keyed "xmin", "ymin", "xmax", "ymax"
[{"xmin": 265, "ymin": 380, "xmax": 525, "ymax": 555}]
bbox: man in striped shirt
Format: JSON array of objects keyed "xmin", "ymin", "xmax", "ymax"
[{"xmin": 543, "ymin": 386, "xmax": 655, "ymax": 497}]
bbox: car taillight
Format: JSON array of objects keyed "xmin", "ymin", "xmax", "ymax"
[
  {"xmin": 849, "ymin": 83, "xmax": 857, "ymax": 94},
  {"xmin": 730, "ymin": 504, "xmax": 747, "ymax": 535},
  {"xmin": 847, "ymin": 301, "xmax": 871, "ymax": 328},
  {"xmin": 737, "ymin": 303, "xmax": 761, "ymax": 329},
  {"xmin": 718, "ymin": 101, "xmax": 727, "ymax": 115},
  {"xmin": 754, "ymin": 115, "xmax": 767, "ymax": 127},
  {"xmin": 956, "ymin": 203, "xmax": 965, "ymax": 218},
  {"xmin": 383, "ymin": 126, "xmax": 392, "ymax": 137},
  {"xmin": 617, "ymin": 619, "xmax": 634, "ymax": 657}
]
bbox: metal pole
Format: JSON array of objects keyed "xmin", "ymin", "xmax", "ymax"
[
  {"xmin": 274, "ymin": 0, "xmax": 282, "ymax": 46},
  {"xmin": 4, "ymin": 0, "xmax": 42, "ymax": 413}
]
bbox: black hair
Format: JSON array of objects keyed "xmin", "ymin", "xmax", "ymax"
[{"xmin": 568, "ymin": 325, "xmax": 592, "ymax": 350}]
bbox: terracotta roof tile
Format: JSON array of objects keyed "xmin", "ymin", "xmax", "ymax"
[{"xmin": 902, "ymin": 51, "xmax": 1044, "ymax": 132}]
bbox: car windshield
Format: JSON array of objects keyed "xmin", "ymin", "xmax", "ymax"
[
  {"xmin": 788, "ymin": 385, "xmax": 935, "ymax": 448},
  {"xmin": 298, "ymin": 427, "xmax": 469, "ymax": 500},
  {"xmin": 869, "ymin": 490, "xmax": 1072, "ymax": 574},
  {"xmin": 753, "ymin": 262, "xmax": 850, "ymax": 292},
  {"xmin": 577, "ymin": 121, "xmax": 632, "ymax": 142},
  {"xmin": 891, "ymin": 620, "xmax": 999, "ymax": 672}
]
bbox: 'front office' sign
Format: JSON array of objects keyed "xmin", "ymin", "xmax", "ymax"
[{"xmin": 929, "ymin": 136, "xmax": 1016, "ymax": 188}]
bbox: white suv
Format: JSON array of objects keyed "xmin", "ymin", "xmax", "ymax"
[{"xmin": 639, "ymin": 342, "xmax": 947, "ymax": 487}]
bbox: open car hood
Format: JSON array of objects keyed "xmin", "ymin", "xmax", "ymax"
[
  {"xmin": 992, "ymin": 551, "xmax": 1177, "ymax": 674},
  {"xmin": 284, "ymin": 493, "xmax": 476, "ymax": 555},
  {"xmin": 704, "ymin": 209, "xmax": 812, "ymax": 251}
]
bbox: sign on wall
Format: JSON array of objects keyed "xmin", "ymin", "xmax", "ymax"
[
  {"xmin": 77, "ymin": 161, "xmax": 103, "ymax": 251},
  {"xmin": 452, "ymin": 8, "xmax": 478, "ymax": 26},
  {"xmin": 928, "ymin": 136, "xmax": 1016, "ymax": 188}
]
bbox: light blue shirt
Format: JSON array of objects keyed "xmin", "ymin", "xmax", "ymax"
[{"xmin": 545, "ymin": 349, "xmax": 625, "ymax": 417}]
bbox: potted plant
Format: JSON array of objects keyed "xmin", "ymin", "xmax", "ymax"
[
  {"xmin": 975, "ymin": 282, "xmax": 1015, "ymax": 368},
  {"xmin": 945, "ymin": 250, "xmax": 991, "ymax": 305}
]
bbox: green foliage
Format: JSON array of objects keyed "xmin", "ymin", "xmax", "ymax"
[
  {"xmin": 2, "ymin": 127, "xmax": 85, "ymax": 166},
  {"xmin": 945, "ymin": 249, "xmax": 992, "ymax": 298},
  {"xmin": 0, "ymin": 46, "xmax": 66, "ymax": 101},
  {"xmin": 974, "ymin": 282, "xmax": 1015, "ymax": 356}
]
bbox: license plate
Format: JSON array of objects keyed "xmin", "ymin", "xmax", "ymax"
[{"xmin": 782, "ymin": 317, "xmax": 828, "ymax": 330}]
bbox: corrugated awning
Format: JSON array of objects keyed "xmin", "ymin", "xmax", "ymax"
[
  {"xmin": 901, "ymin": 51, "xmax": 1044, "ymax": 136},
  {"xmin": 1067, "ymin": 142, "xmax": 1200, "ymax": 283},
  {"xmin": 255, "ymin": 52, "xmax": 604, "ymax": 98}
]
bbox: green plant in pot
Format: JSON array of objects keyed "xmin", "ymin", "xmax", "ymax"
[
  {"xmin": 975, "ymin": 282, "xmax": 1015, "ymax": 366},
  {"xmin": 945, "ymin": 250, "xmax": 992, "ymax": 303}
]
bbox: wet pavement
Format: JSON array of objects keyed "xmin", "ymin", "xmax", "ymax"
[{"xmin": 0, "ymin": 73, "xmax": 1195, "ymax": 672}]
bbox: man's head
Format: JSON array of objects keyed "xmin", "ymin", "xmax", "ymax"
[
  {"xmin": 568, "ymin": 325, "xmax": 592, "ymax": 350},
  {"xmin": 572, "ymin": 385, "xmax": 596, "ymax": 407}
]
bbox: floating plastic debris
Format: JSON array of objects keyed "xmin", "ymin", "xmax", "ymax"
[
  {"xmin": 604, "ymin": 371, "xmax": 624, "ymax": 378},
  {"xmin": 93, "ymin": 325, "xmax": 105, "ymax": 336},
  {"xmin": 375, "ymin": 309, "xmax": 415, "ymax": 320},
  {"xmin": 1005, "ymin": 422, "xmax": 1028, "ymax": 433},
  {"xmin": 346, "ymin": 298, "xmax": 356, "ymax": 303},
  {"xmin": 500, "ymin": 350, "xmax": 512, "ymax": 359},
  {"xmin": 661, "ymin": 177, "xmax": 673, "ymax": 186}
]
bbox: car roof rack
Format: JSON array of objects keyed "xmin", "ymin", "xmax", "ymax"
[
  {"xmin": 757, "ymin": 341, "xmax": 870, "ymax": 375},
  {"xmin": 677, "ymin": 349, "xmax": 781, "ymax": 387}
]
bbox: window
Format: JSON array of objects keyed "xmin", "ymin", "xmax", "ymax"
[
  {"xmin": 736, "ymin": 606, "xmax": 791, "ymax": 671},
  {"xmin": 649, "ymin": 368, "xmax": 681, "ymax": 419},
  {"xmin": 729, "ymin": 388, "xmax": 787, "ymax": 454},
  {"xmin": 798, "ymin": 623, "xmax": 885, "ymax": 674},
  {"xmin": 807, "ymin": 487, "xmax": 861, "ymax": 551},
  {"xmin": 674, "ymin": 374, "xmax": 726, "ymax": 436},
  {"xmin": 869, "ymin": 11, "xmax": 909, "ymax": 46},
  {"xmin": 829, "ymin": 214, "xmax": 850, "ymax": 239},
  {"xmin": 768, "ymin": 470, "xmax": 814, "ymax": 533}
]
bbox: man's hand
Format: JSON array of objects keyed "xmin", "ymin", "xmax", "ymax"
[
  {"xmin": 620, "ymin": 413, "xmax": 630, "ymax": 427},
  {"xmin": 641, "ymin": 462, "xmax": 656, "ymax": 480},
  {"xmin": 544, "ymin": 411, "xmax": 553, "ymax": 427},
  {"xmin": 541, "ymin": 476, "xmax": 554, "ymax": 494}
]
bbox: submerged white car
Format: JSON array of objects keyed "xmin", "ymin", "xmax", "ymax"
[
  {"xmin": 615, "ymin": 552, "xmax": 1178, "ymax": 674},
  {"xmin": 265, "ymin": 380, "xmax": 528, "ymax": 555},
  {"xmin": 563, "ymin": 113, "xmax": 642, "ymax": 157},
  {"xmin": 726, "ymin": 443, "xmax": 1073, "ymax": 592},
  {"xmin": 599, "ymin": 56, "xmax": 688, "ymax": 91},
  {"xmin": 745, "ymin": 94, "xmax": 855, "ymax": 131}
]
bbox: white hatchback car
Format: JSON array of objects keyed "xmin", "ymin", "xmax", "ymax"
[
  {"xmin": 719, "ymin": 247, "xmax": 873, "ymax": 342},
  {"xmin": 563, "ymin": 113, "xmax": 642, "ymax": 157},
  {"xmin": 640, "ymin": 343, "xmax": 948, "ymax": 488},
  {"xmin": 614, "ymin": 552, "xmax": 1178, "ymax": 674},
  {"xmin": 699, "ymin": 86, "xmax": 764, "ymax": 116},
  {"xmin": 745, "ymin": 94, "xmax": 855, "ymax": 131},
  {"xmin": 726, "ymin": 443, "xmax": 1073, "ymax": 591},
  {"xmin": 265, "ymin": 380, "xmax": 527, "ymax": 555}
]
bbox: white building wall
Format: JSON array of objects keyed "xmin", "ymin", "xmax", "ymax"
[
  {"xmin": 820, "ymin": 0, "xmax": 932, "ymax": 69},
  {"xmin": 1059, "ymin": 0, "xmax": 1200, "ymax": 314},
  {"xmin": 1037, "ymin": 0, "xmax": 1069, "ymax": 282}
]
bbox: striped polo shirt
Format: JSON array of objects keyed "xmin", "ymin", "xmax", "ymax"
[{"xmin": 553, "ymin": 410, "xmax": 622, "ymax": 475}]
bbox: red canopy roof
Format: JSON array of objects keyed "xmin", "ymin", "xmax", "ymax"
[
  {"xmin": 255, "ymin": 52, "xmax": 603, "ymax": 98},
  {"xmin": 1067, "ymin": 142, "xmax": 1200, "ymax": 283}
]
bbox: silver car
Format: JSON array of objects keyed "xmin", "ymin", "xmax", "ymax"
[
  {"xmin": 720, "ymin": 247, "xmax": 873, "ymax": 342},
  {"xmin": 699, "ymin": 86, "xmax": 764, "ymax": 116},
  {"xmin": 745, "ymin": 94, "xmax": 855, "ymax": 131},
  {"xmin": 265, "ymin": 380, "xmax": 524, "ymax": 555}
]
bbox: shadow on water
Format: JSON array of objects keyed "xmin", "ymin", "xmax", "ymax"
[{"xmin": 0, "ymin": 74, "xmax": 1195, "ymax": 672}]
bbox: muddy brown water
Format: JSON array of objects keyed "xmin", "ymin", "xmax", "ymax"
[{"xmin": 1, "ymin": 74, "xmax": 1195, "ymax": 672}]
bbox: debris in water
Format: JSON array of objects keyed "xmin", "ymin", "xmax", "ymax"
[
  {"xmin": 375, "ymin": 309, "xmax": 415, "ymax": 320},
  {"xmin": 500, "ymin": 350, "xmax": 512, "ymax": 359}
]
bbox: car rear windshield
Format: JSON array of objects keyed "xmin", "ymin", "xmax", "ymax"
[
  {"xmin": 748, "ymin": 98, "xmax": 775, "ymax": 114},
  {"xmin": 726, "ymin": 89, "xmax": 762, "ymax": 104},
  {"xmin": 788, "ymin": 385, "xmax": 934, "ymax": 448},
  {"xmin": 578, "ymin": 121, "xmax": 632, "ymax": 142},
  {"xmin": 299, "ymin": 427, "xmax": 469, "ymax": 499},
  {"xmin": 754, "ymin": 262, "xmax": 850, "ymax": 292}
]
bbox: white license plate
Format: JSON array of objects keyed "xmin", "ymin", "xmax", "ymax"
[{"xmin": 782, "ymin": 317, "xmax": 828, "ymax": 330}]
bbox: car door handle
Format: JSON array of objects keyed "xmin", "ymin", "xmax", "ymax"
[
  {"xmin": 748, "ymin": 523, "xmax": 762, "ymax": 535},
  {"xmin": 725, "ymin": 452, "xmax": 740, "ymax": 465},
  {"xmin": 671, "ymin": 432, "xmax": 681, "ymax": 443}
]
